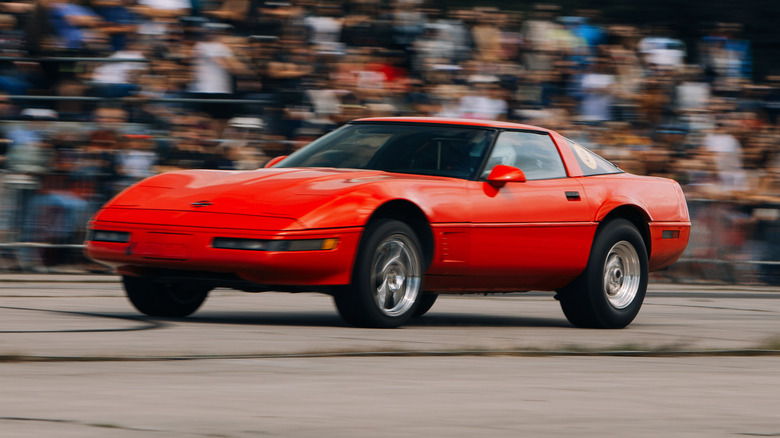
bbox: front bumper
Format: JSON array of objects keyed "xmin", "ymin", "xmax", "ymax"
[{"xmin": 86, "ymin": 212, "xmax": 362, "ymax": 286}]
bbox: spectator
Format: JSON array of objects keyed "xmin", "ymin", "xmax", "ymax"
[
  {"xmin": 675, "ymin": 66, "xmax": 711, "ymax": 112},
  {"xmin": 522, "ymin": 3, "xmax": 564, "ymax": 72},
  {"xmin": 261, "ymin": 38, "xmax": 313, "ymax": 136},
  {"xmin": 471, "ymin": 8, "xmax": 503, "ymax": 62},
  {"xmin": 188, "ymin": 23, "xmax": 253, "ymax": 130},
  {"xmin": 89, "ymin": 37, "xmax": 148, "ymax": 98},
  {"xmin": 252, "ymin": 0, "xmax": 306, "ymax": 40},
  {"xmin": 389, "ymin": 0, "xmax": 426, "ymax": 50},
  {"xmin": 71, "ymin": 128, "xmax": 119, "ymax": 201},
  {"xmin": 563, "ymin": 9, "xmax": 606, "ymax": 58},
  {"xmin": 92, "ymin": 0, "xmax": 141, "ymax": 52},
  {"xmin": 204, "ymin": 0, "xmax": 252, "ymax": 34},
  {"xmin": 135, "ymin": 0, "xmax": 191, "ymax": 21},
  {"xmin": 0, "ymin": 13, "xmax": 33, "ymax": 95},
  {"xmin": 47, "ymin": 0, "xmax": 106, "ymax": 52},
  {"xmin": 114, "ymin": 134, "xmax": 157, "ymax": 190},
  {"xmin": 700, "ymin": 23, "xmax": 752, "ymax": 81},
  {"xmin": 637, "ymin": 36, "xmax": 686, "ymax": 70},
  {"xmin": 305, "ymin": 3, "xmax": 345, "ymax": 55},
  {"xmin": 458, "ymin": 79, "xmax": 508, "ymax": 121},
  {"xmin": 702, "ymin": 121, "xmax": 749, "ymax": 194},
  {"xmin": 577, "ymin": 57, "xmax": 617, "ymax": 122}
]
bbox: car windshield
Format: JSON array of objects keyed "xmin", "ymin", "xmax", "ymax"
[{"xmin": 276, "ymin": 123, "xmax": 496, "ymax": 180}]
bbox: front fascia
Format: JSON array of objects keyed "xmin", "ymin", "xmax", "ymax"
[{"xmin": 86, "ymin": 215, "xmax": 362, "ymax": 286}]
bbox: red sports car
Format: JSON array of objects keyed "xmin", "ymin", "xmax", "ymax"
[{"xmin": 86, "ymin": 117, "xmax": 690, "ymax": 328}]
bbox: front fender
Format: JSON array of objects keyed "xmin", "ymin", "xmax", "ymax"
[{"xmin": 295, "ymin": 179, "xmax": 467, "ymax": 229}]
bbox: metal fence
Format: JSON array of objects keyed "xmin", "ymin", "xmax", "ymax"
[
  {"xmin": 2, "ymin": 164, "xmax": 780, "ymax": 283},
  {"xmin": 670, "ymin": 199, "xmax": 780, "ymax": 285},
  {"xmin": 0, "ymin": 168, "xmax": 93, "ymax": 272}
]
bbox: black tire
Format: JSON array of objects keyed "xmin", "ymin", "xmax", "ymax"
[
  {"xmin": 334, "ymin": 219, "xmax": 424, "ymax": 328},
  {"xmin": 413, "ymin": 293, "xmax": 438, "ymax": 317},
  {"xmin": 558, "ymin": 219, "xmax": 648, "ymax": 329},
  {"xmin": 123, "ymin": 275, "xmax": 210, "ymax": 317}
]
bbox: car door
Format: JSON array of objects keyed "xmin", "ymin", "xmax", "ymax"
[{"xmin": 468, "ymin": 131, "xmax": 596, "ymax": 281}]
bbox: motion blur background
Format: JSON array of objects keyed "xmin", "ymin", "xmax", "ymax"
[{"xmin": 0, "ymin": 0, "xmax": 779, "ymax": 283}]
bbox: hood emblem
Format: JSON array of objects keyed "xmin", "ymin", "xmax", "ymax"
[{"xmin": 191, "ymin": 200, "xmax": 213, "ymax": 208}]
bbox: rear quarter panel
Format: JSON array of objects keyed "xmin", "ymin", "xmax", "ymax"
[{"xmin": 577, "ymin": 173, "xmax": 690, "ymax": 271}]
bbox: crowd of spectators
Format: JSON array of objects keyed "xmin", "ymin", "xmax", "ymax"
[{"xmin": 0, "ymin": 0, "xmax": 779, "ymax": 277}]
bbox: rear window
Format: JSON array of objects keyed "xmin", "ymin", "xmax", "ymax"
[{"xmin": 565, "ymin": 138, "xmax": 623, "ymax": 176}]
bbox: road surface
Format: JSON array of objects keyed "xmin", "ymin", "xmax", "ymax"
[{"xmin": 1, "ymin": 276, "xmax": 779, "ymax": 437}]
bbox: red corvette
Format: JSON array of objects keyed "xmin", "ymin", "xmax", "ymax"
[{"xmin": 86, "ymin": 118, "xmax": 690, "ymax": 328}]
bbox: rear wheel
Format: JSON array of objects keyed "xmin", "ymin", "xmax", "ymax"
[
  {"xmin": 334, "ymin": 219, "xmax": 423, "ymax": 328},
  {"xmin": 558, "ymin": 219, "xmax": 648, "ymax": 329},
  {"xmin": 123, "ymin": 275, "xmax": 210, "ymax": 317}
]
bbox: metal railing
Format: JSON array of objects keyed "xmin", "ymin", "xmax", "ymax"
[
  {"xmin": 7, "ymin": 95, "xmax": 270, "ymax": 105},
  {"xmin": 0, "ymin": 56, "xmax": 150, "ymax": 63},
  {"xmin": 2, "ymin": 171, "xmax": 780, "ymax": 283},
  {"xmin": 667, "ymin": 198, "xmax": 780, "ymax": 284}
]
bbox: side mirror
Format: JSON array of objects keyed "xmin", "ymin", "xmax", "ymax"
[
  {"xmin": 486, "ymin": 164, "xmax": 526, "ymax": 188},
  {"xmin": 264, "ymin": 155, "xmax": 287, "ymax": 168}
]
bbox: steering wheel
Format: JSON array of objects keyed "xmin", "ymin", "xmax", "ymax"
[{"xmin": 410, "ymin": 141, "xmax": 469, "ymax": 171}]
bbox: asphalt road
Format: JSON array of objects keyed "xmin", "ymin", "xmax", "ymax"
[{"xmin": 1, "ymin": 276, "xmax": 779, "ymax": 437}]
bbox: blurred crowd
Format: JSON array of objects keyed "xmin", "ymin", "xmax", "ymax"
[{"xmin": 0, "ymin": 0, "xmax": 779, "ymax": 276}]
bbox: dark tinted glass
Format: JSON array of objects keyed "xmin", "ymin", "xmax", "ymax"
[{"xmin": 277, "ymin": 123, "xmax": 496, "ymax": 180}]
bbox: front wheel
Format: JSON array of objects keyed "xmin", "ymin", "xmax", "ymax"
[
  {"xmin": 413, "ymin": 293, "xmax": 438, "ymax": 317},
  {"xmin": 334, "ymin": 219, "xmax": 424, "ymax": 328},
  {"xmin": 123, "ymin": 275, "xmax": 211, "ymax": 317},
  {"xmin": 558, "ymin": 219, "xmax": 648, "ymax": 329}
]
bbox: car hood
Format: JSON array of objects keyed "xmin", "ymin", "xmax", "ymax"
[{"xmin": 106, "ymin": 167, "xmax": 417, "ymax": 219}]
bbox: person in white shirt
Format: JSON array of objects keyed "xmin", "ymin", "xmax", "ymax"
[
  {"xmin": 578, "ymin": 57, "xmax": 616, "ymax": 122},
  {"xmin": 90, "ymin": 39, "xmax": 148, "ymax": 97},
  {"xmin": 458, "ymin": 80, "xmax": 507, "ymax": 121},
  {"xmin": 190, "ymin": 37, "xmax": 234, "ymax": 94},
  {"xmin": 188, "ymin": 24, "xmax": 253, "ymax": 123},
  {"xmin": 702, "ymin": 122, "xmax": 748, "ymax": 193}
]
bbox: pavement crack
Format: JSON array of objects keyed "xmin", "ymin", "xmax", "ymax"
[
  {"xmin": 0, "ymin": 416, "xmax": 158, "ymax": 433},
  {"xmin": 737, "ymin": 433, "xmax": 780, "ymax": 437},
  {"xmin": 3, "ymin": 348, "xmax": 780, "ymax": 363},
  {"xmin": 649, "ymin": 303, "xmax": 777, "ymax": 313},
  {"xmin": 0, "ymin": 416, "xmax": 71, "ymax": 424},
  {"xmin": 0, "ymin": 416, "xmax": 246, "ymax": 437}
]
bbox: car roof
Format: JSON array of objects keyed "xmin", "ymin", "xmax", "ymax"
[{"xmin": 352, "ymin": 117, "xmax": 554, "ymax": 133}]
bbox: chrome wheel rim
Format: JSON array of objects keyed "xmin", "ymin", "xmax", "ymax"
[
  {"xmin": 603, "ymin": 241, "xmax": 641, "ymax": 309},
  {"xmin": 371, "ymin": 233, "xmax": 421, "ymax": 317}
]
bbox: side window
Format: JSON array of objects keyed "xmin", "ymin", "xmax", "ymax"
[{"xmin": 481, "ymin": 131, "xmax": 567, "ymax": 180}]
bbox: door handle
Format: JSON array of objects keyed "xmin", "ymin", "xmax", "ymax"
[{"xmin": 565, "ymin": 191, "xmax": 581, "ymax": 201}]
